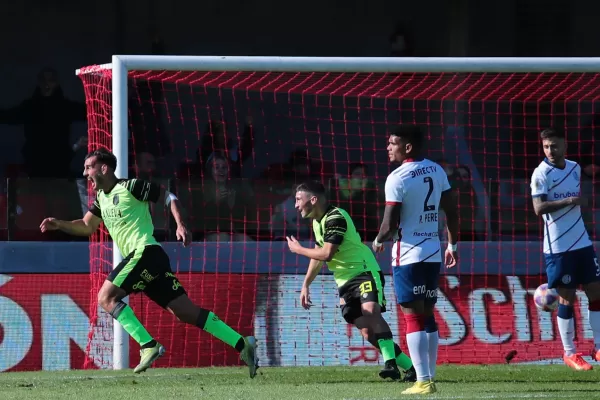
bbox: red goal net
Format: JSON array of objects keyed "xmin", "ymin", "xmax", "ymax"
[{"xmin": 78, "ymin": 68, "xmax": 599, "ymax": 368}]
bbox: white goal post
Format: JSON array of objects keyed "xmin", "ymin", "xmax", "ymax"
[{"xmin": 76, "ymin": 55, "xmax": 600, "ymax": 370}]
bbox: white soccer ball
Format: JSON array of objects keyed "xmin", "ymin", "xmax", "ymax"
[{"xmin": 533, "ymin": 283, "xmax": 559, "ymax": 312}]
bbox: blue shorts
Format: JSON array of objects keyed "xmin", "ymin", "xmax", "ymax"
[
  {"xmin": 545, "ymin": 245, "xmax": 600, "ymax": 289},
  {"xmin": 392, "ymin": 262, "xmax": 441, "ymax": 304}
]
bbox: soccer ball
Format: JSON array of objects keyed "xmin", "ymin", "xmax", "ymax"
[{"xmin": 533, "ymin": 283, "xmax": 559, "ymax": 312}]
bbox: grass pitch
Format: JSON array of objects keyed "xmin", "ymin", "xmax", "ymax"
[{"xmin": 1, "ymin": 365, "xmax": 600, "ymax": 400}]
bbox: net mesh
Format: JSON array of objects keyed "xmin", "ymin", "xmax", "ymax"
[{"xmin": 78, "ymin": 67, "xmax": 599, "ymax": 368}]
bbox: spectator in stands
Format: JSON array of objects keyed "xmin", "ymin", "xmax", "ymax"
[
  {"xmin": 328, "ymin": 163, "xmax": 379, "ymax": 240},
  {"xmin": 388, "ymin": 23, "xmax": 414, "ymax": 57},
  {"xmin": 197, "ymin": 116, "xmax": 254, "ymax": 178},
  {"xmin": 192, "ymin": 153, "xmax": 256, "ymax": 241},
  {"xmin": 134, "ymin": 151, "xmax": 158, "ymax": 181},
  {"xmin": 128, "ymin": 27, "xmax": 170, "ymax": 158},
  {"xmin": 0, "ymin": 67, "xmax": 87, "ymax": 178},
  {"xmin": 452, "ymin": 164, "xmax": 480, "ymax": 241}
]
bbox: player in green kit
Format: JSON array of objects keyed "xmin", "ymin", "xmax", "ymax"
[
  {"xmin": 40, "ymin": 149, "xmax": 258, "ymax": 376},
  {"xmin": 286, "ymin": 181, "xmax": 416, "ymax": 382}
]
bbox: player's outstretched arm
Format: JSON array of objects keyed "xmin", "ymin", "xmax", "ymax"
[
  {"xmin": 532, "ymin": 195, "xmax": 586, "ymax": 216},
  {"xmin": 40, "ymin": 211, "xmax": 101, "ymax": 237},
  {"xmin": 156, "ymin": 187, "xmax": 191, "ymax": 246},
  {"xmin": 300, "ymin": 256, "xmax": 324, "ymax": 309}
]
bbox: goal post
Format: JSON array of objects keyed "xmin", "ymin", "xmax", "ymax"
[{"xmin": 76, "ymin": 56, "xmax": 600, "ymax": 370}]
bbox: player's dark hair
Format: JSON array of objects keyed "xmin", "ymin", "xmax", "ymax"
[
  {"xmin": 85, "ymin": 148, "xmax": 117, "ymax": 171},
  {"xmin": 390, "ymin": 125, "xmax": 424, "ymax": 153},
  {"xmin": 540, "ymin": 128, "xmax": 564, "ymax": 140},
  {"xmin": 296, "ymin": 181, "xmax": 326, "ymax": 198}
]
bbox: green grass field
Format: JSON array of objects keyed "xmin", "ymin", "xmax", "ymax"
[{"xmin": 1, "ymin": 365, "xmax": 599, "ymax": 400}]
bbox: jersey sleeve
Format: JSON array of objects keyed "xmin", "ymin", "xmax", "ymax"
[
  {"xmin": 323, "ymin": 213, "xmax": 347, "ymax": 245},
  {"xmin": 122, "ymin": 179, "xmax": 161, "ymax": 203},
  {"xmin": 89, "ymin": 198, "xmax": 102, "ymax": 219},
  {"xmin": 530, "ymin": 169, "xmax": 548, "ymax": 198},
  {"xmin": 384, "ymin": 174, "xmax": 404, "ymax": 205}
]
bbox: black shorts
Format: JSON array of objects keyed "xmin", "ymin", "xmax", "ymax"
[
  {"xmin": 338, "ymin": 271, "xmax": 386, "ymax": 324},
  {"xmin": 107, "ymin": 245, "xmax": 187, "ymax": 308}
]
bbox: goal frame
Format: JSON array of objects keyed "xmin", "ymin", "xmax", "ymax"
[{"xmin": 76, "ymin": 55, "xmax": 600, "ymax": 370}]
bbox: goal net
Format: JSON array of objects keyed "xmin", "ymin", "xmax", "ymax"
[{"xmin": 77, "ymin": 57, "xmax": 599, "ymax": 369}]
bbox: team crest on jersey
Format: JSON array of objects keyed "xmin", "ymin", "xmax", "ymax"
[{"xmin": 113, "ymin": 195, "xmax": 119, "ymax": 205}]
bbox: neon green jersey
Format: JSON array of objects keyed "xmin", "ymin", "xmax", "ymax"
[
  {"xmin": 90, "ymin": 179, "xmax": 161, "ymax": 257},
  {"xmin": 312, "ymin": 205, "xmax": 380, "ymax": 287}
]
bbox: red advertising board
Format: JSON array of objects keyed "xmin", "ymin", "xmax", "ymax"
[{"xmin": 0, "ymin": 273, "xmax": 593, "ymax": 371}]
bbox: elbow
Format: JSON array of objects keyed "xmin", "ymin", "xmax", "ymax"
[{"xmin": 533, "ymin": 207, "xmax": 542, "ymax": 216}]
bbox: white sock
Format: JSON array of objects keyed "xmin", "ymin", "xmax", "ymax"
[
  {"xmin": 427, "ymin": 331, "xmax": 439, "ymax": 379},
  {"xmin": 588, "ymin": 310, "xmax": 600, "ymax": 350},
  {"xmin": 557, "ymin": 316, "xmax": 576, "ymax": 356},
  {"xmin": 406, "ymin": 331, "xmax": 430, "ymax": 382}
]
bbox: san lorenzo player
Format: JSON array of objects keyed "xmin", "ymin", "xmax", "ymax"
[
  {"xmin": 530, "ymin": 128, "xmax": 600, "ymax": 370},
  {"xmin": 373, "ymin": 125, "xmax": 459, "ymax": 395},
  {"xmin": 40, "ymin": 149, "xmax": 258, "ymax": 376}
]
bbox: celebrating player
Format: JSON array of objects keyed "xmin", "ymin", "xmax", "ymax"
[
  {"xmin": 372, "ymin": 125, "xmax": 459, "ymax": 395},
  {"xmin": 286, "ymin": 180, "xmax": 416, "ymax": 382},
  {"xmin": 530, "ymin": 128, "xmax": 600, "ymax": 371},
  {"xmin": 40, "ymin": 149, "xmax": 258, "ymax": 377}
]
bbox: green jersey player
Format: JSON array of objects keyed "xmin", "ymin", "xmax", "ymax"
[
  {"xmin": 40, "ymin": 149, "xmax": 258, "ymax": 376},
  {"xmin": 286, "ymin": 181, "xmax": 416, "ymax": 382}
]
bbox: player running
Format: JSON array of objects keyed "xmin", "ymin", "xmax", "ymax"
[
  {"xmin": 530, "ymin": 128, "xmax": 600, "ymax": 371},
  {"xmin": 286, "ymin": 180, "xmax": 417, "ymax": 382},
  {"xmin": 372, "ymin": 125, "xmax": 459, "ymax": 395},
  {"xmin": 40, "ymin": 149, "xmax": 258, "ymax": 377}
]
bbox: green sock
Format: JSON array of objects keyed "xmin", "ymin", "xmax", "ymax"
[
  {"xmin": 394, "ymin": 343, "xmax": 414, "ymax": 370},
  {"xmin": 115, "ymin": 304, "xmax": 154, "ymax": 346},
  {"xmin": 377, "ymin": 337, "xmax": 397, "ymax": 362},
  {"xmin": 201, "ymin": 311, "xmax": 244, "ymax": 349}
]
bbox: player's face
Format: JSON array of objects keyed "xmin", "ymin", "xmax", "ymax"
[
  {"xmin": 295, "ymin": 190, "xmax": 317, "ymax": 219},
  {"xmin": 542, "ymin": 138, "xmax": 566, "ymax": 165},
  {"xmin": 387, "ymin": 135, "xmax": 408, "ymax": 163},
  {"xmin": 83, "ymin": 156, "xmax": 106, "ymax": 191}
]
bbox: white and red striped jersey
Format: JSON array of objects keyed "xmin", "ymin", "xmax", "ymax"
[{"xmin": 384, "ymin": 158, "xmax": 451, "ymax": 266}]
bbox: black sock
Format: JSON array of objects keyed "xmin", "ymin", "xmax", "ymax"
[
  {"xmin": 394, "ymin": 343, "xmax": 403, "ymax": 357},
  {"xmin": 141, "ymin": 340, "xmax": 157, "ymax": 349},
  {"xmin": 235, "ymin": 337, "xmax": 245, "ymax": 352}
]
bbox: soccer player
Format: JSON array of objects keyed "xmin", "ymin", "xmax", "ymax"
[
  {"xmin": 530, "ymin": 128, "xmax": 600, "ymax": 371},
  {"xmin": 372, "ymin": 125, "xmax": 459, "ymax": 395},
  {"xmin": 286, "ymin": 181, "xmax": 416, "ymax": 382},
  {"xmin": 39, "ymin": 149, "xmax": 258, "ymax": 376}
]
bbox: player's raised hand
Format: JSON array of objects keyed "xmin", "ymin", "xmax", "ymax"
[
  {"xmin": 444, "ymin": 248, "xmax": 458, "ymax": 269},
  {"xmin": 300, "ymin": 286, "xmax": 312, "ymax": 309},
  {"xmin": 176, "ymin": 224, "xmax": 191, "ymax": 247},
  {"xmin": 40, "ymin": 217, "xmax": 59, "ymax": 232},
  {"xmin": 286, "ymin": 235, "xmax": 302, "ymax": 254}
]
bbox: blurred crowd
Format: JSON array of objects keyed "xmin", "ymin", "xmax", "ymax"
[{"xmin": 1, "ymin": 66, "xmax": 600, "ymax": 244}]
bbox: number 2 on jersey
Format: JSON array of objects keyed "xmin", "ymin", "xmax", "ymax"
[{"xmin": 423, "ymin": 177, "xmax": 436, "ymax": 212}]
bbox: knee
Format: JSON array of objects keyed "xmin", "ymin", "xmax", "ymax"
[{"xmin": 97, "ymin": 289, "xmax": 119, "ymax": 312}]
